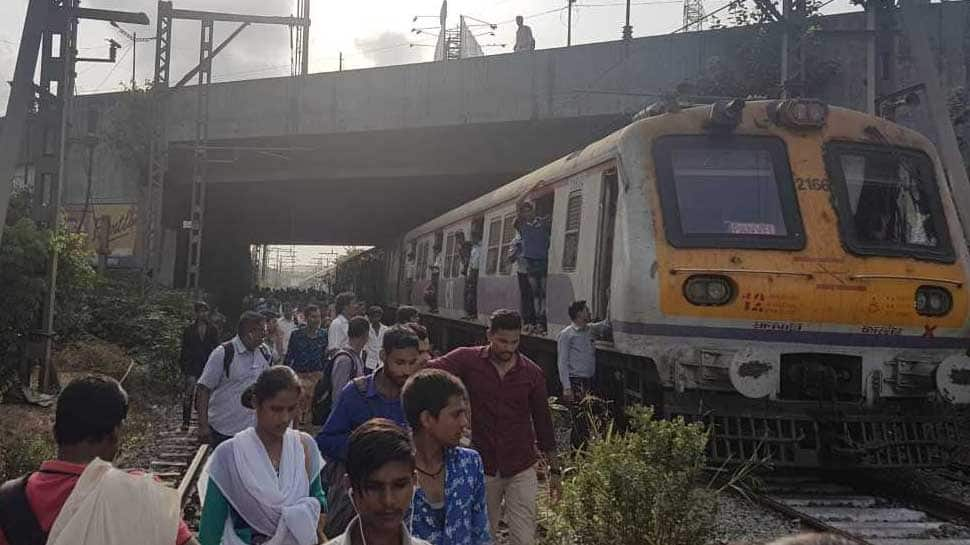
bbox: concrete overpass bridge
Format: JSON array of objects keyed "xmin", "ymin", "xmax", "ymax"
[{"xmin": 51, "ymin": 3, "xmax": 970, "ymax": 311}]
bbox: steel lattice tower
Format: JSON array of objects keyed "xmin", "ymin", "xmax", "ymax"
[{"xmin": 682, "ymin": 0, "xmax": 705, "ymax": 32}]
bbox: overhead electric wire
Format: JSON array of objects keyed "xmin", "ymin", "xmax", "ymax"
[{"xmin": 90, "ymin": 46, "xmax": 131, "ymax": 91}]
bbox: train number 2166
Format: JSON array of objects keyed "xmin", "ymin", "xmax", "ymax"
[{"xmin": 795, "ymin": 177, "xmax": 830, "ymax": 191}]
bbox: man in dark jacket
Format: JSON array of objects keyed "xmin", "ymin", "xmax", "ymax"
[{"xmin": 178, "ymin": 301, "xmax": 219, "ymax": 430}]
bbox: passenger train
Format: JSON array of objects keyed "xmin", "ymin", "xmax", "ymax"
[{"xmin": 341, "ymin": 99, "xmax": 970, "ymax": 468}]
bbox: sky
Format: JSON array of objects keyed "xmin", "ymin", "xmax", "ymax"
[
  {"xmin": 0, "ymin": 0, "xmax": 860, "ymax": 266},
  {"xmin": 0, "ymin": 0, "xmax": 863, "ymax": 113}
]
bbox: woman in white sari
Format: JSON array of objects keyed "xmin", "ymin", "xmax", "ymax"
[{"xmin": 199, "ymin": 366, "xmax": 326, "ymax": 545}]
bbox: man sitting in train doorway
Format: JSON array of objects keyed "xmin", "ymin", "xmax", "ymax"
[{"xmin": 514, "ymin": 200, "xmax": 552, "ymax": 335}]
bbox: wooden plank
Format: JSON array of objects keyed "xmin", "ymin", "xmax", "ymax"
[{"xmin": 177, "ymin": 445, "xmax": 209, "ymax": 506}]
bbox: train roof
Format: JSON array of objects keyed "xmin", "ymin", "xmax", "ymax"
[{"xmin": 402, "ymin": 100, "xmax": 937, "ymax": 241}]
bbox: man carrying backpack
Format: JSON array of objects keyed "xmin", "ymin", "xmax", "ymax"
[
  {"xmin": 315, "ymin": 326, "xmax": 424, "ymax": 537},
  {"xmin": 196, "ymin": 311, "xmax": 272, "ymax": 449}
]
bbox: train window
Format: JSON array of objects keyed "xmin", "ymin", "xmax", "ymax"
[
  {"xmin": 486, "ymin": 219, "xmax": 501, "ymax": 274},
  {"xmin": 562, "ymin": 190, "xmax": 583, "ymax": 271},
  {"xmin": 653, "ymin": 135, "xmax": 805, "ymax": 250},
  {"xmin": 443, "ymin": 232, "xmax": 464, "ymax": 278},
  {"xmin": 825, "ymin": 142, "xmax": 954, "ymax": 262},
  {"xmin": 499, "ymin": 214, "xmax": 516, "ymax": 275},
  {"xmin": 416, "ymin": 240, "xmax": 430, "ymax": 280}
]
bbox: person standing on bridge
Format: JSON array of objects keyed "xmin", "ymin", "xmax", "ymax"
[
  {"xmin": 285, "ymin": 303, "xmax": 329, "ymax": 425},
  {"xmin": 178, "ymin": 301, "xmax": 219, "ymax": 431},
  {"xmin": 0, "ymin": 376, "xmax": 199, "ymax": 545},
  {"xmin": 328, "ymin": 292, "xmax": 359, "ymax": 352},
  {"xmin": 430, "ymin": 309, "xmax": 560, "ymax": 545},
  {"xmin": 196, "ymin": 312, "xmax": 273, "ymax": 450},
  {"xmin": 513, "ymin": 16, "xmax": 535, "ymax": 52},
  {"xmin": 198, "ymin": 366, "xmax": 326, "ymax": 545}
]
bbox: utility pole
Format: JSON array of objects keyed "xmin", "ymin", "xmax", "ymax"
[
  {"xmin": 622, "ymin": 0, "xmax": 633, "ymax": 40},
  {"xmin": 567, "ymin": 0, "xmax": 575, "ymax": 47},
  {"xmin": 110, "ymin": 22, "xmax": 155, "ymax": 89},
  {"xmin": 143, "ymin": 3, "xmax": 308, "ymax": 292},
  {"xmin": 0, "ymin": 0, "xmax": 47, "ymax": 244},
  {"xmin": 339, "ymin": 51, "xmax": 343, "ymax": 71},
  {"xmin": 780, "ymin": 0, "xmax": 807, "ymax": 98}
]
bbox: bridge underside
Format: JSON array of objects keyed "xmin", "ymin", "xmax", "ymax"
[
  {"xmin": 164, "ymin": 113, "xmax": 629, "ymax": 244},
  {"xmin": 161, "ymin": 114, "xmax": 629, "ymax": 305}
]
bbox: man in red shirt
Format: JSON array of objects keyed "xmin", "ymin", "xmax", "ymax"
[
  {"xmin": 430, "ymin": 309, "xmax": 561, "ymax": 545},
  {"xmin": 0, "ymin": 376, "xmax": 197, "ymax": 545}
]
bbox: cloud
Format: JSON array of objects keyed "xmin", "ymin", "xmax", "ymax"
[{"xmin": 352, "ymin": 31, "xmax": 426, "ymax": 68}]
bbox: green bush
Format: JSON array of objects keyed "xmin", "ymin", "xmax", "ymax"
[
  {"xmin": 0, "ymin": 194, "xmax": 98, "ymax": 391},
  {"xmin": 544, "ymin": 406, "xmax": 717, "ymax": 545},
  {"xmin": 86, "ymin": 276, "xmax": 193, "ymax": 394}
]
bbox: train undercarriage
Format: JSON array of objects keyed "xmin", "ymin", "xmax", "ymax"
[{"xmin": 420, "ymin": 313, "xmax": 970, "ymax": 469}]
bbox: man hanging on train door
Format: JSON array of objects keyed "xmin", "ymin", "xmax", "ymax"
[{"xmin": 515, "ymin": 201, "xmax": 552, "ymax": 335}]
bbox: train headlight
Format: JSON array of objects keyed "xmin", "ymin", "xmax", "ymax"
[
  {"xmin": 684, "ymin": 275, "xmax": 735, "ymax": 306},
  {"xmin": 771, "ymin": 99, "xmax": 828, "ymax": 129},
  {"xmin": 915, "ymin": 286, "xmax": 952, "ymax": 316}
]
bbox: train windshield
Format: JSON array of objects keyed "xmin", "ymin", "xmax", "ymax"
[
  {"xmin": 826, "ymin": 142, "xmax": 954, "ymax": 262},
  {"xmin": 653, "ymin": 135, "xmax": 804, "ymax": 249}
]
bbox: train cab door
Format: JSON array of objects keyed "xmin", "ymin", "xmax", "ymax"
[{"xmin": 592, "ymin": 169, "xmax": 618, "ymax": 320}]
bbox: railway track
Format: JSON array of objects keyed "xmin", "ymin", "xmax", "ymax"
[
  {"xmin": 145, "ymin": 421, "xmax": 209, "ymax": 525},
  {"xmin": 743, "ymin": 473, "xmax": 970, "ymax": 545}
]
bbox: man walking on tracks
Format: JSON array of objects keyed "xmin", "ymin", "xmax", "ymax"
[
  {"xmin": 431, "ymin": 309, "xmax": 561, "ymax": 545},
  {"xmin": 316, "ymin": 326, "xmax": 423, "ymax": 538},
  {"xmin": 196, "ymin": 311, "xmax": 273, "ymax": 449},
  {"xmin": 178, "ymin": 301, "xmax": 219, "ymax": 431},
  {"xmin": 0, "ymin": 376, "xmax": 198, "ymax": 545},
  {"xmin": 285, "ymin": 303, "xmax": 329, "ymax": 425},
  {"xmin": 364, "ymin": 306, "xmax": 389, "ymax": 372},
  {"xmin": 328, "ymin": 292, "xmax": 359, "ymax": 352}
]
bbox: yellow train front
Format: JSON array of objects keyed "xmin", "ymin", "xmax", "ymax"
[
  {"xmin": 610, "ymin": 99, "xmax": 970, "ymax": 468},
  {"xmin": 387, "ymin": 98, "xmax": 970, "ymax": 468}
]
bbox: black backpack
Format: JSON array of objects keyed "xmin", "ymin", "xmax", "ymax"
[
  {"xmin": 0, "ymin": 474, "xmax": 46, "ymax": 545},
  {"xmin": 222, "ymin": 341, "xmax": 273, "ymax": 377},
  {"xmin": 311, "ymin": 349, "xmax": 360, "ymax": 426}
]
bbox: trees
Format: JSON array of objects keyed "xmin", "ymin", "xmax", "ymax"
[
  {"xmin": 0, "ymin": 190, "xmax": 97, "ymax": 393},
  {"xmin": 693, "ymin": 1, "xmax": 840, "ymax": 99}
]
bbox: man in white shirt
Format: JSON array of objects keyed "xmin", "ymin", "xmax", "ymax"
[
  {"xmin": 328, "ymin": 291, "xmax": 359, "ymax": 353},
  {"xmin": 364, "ymin": 306, "xmax": 389, "ymax": 371},
  {"xmin": 196, "ymin": 312, "xmax": 273, "ymax": 448},
  {"xmin": 277, "ymin": 306, "xmax": 299, "ymax": 360}
]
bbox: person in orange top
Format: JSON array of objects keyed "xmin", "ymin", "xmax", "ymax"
[{"xmin": 0, "ymin": 376, "xmax": 197, "ymax": 545}]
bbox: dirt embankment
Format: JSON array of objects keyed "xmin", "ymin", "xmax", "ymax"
[{"xmin": 0, "ymin": 337, "xmax": 180, "ymax": 481}]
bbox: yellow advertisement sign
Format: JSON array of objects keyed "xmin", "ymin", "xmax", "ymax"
[{"xmin": 64, "ymin": 204, "xmax": 138, "ymax": 257}]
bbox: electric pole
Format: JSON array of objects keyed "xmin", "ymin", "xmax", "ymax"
[
  {"xmin": 622, "ymin": 0, "xmax": 633, "ymax": 40},
  {"xmin": 567, "ymin": 0, "xmax": 575, "ymax": 47}
]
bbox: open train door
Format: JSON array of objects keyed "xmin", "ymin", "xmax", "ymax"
[{"xmin": 592, "ymin": 169, "xmax": 618, "ymax": 320}]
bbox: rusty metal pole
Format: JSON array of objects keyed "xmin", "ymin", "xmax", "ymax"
[{"xmin": 0, "ymin": 0, "xmax": 49, "ymax": 245}]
